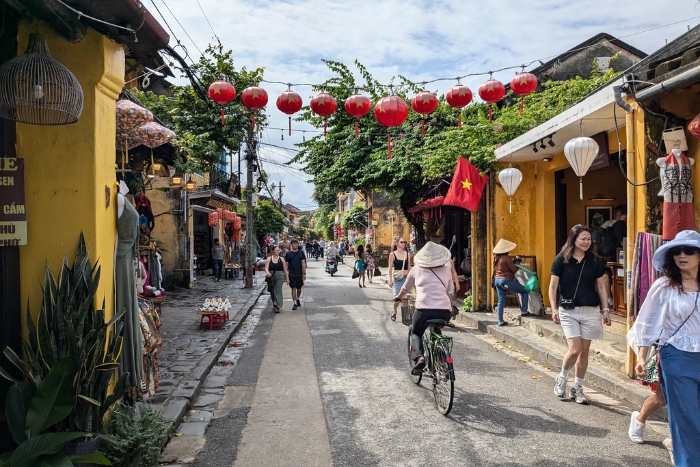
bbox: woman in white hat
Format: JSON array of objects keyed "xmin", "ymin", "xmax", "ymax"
[
  {"xmin": 394, "ymin": 242, "xmax": 454, "ymax": 373},
  {"xmin": 633, "ymin": 230, "xmax": 700, "ymax": 467},
  {"xmin": 493, "ymin": 238, "xmax": 532, "ymax": 326}
]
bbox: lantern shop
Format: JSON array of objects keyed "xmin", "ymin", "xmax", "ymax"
[{"xmin": 489, "ymin": 24, "xmax": 700, "ymax": 379}]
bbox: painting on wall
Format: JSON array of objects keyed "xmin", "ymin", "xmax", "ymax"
[{"xmin": 585, "ymin": 206, "xmax": 613, "ymax": 230}]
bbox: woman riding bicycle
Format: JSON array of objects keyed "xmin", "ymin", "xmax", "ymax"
[{"xmin": 394, "ymin": 242, "xmax": 454, "ymax": 374}]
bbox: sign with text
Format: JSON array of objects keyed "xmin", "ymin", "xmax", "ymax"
[
  {"xmin": 588, "ymin": 132, "xmax": 610, "ymax": 172},
  {"xmin": 0, "ymin": 158, "xmax": 26, "ymax": 246}
]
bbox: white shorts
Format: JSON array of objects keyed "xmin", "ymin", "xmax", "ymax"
[{"xmin": 558, "ymin": 306, "xmax": 604, "ymax": 341}]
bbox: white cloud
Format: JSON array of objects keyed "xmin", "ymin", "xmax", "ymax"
[{"xmin": 151, "ymin": 0, "xmax": 700, "ymax": 208}]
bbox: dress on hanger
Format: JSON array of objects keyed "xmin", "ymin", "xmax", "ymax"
[{"xmin": 116, "ymin": 199, "xmax": 144, "ymax": 389}]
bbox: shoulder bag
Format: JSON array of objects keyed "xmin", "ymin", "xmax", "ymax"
[
  {"xmin": 392, "ymin": 256, "xmax": 407, "ymax": 281},
  {"xmin": 559, "ymin": 259, "xmax": 585, "ymax": 310}
]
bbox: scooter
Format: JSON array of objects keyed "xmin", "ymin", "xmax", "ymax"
[{"xmin": 325, "ymin": 256, "xmax": 338, "ymax": 276}]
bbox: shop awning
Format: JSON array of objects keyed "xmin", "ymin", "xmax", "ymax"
[
  {"xmin": 408, "ymin": 196, "xmax": 445, "ymax": 213},
  {"xmin": 494, "ymin": 76, "xmax": 625, "ymax": 162},
  {"xmin": 188, "ymin": 189, "xmax": 241, "ymax": 211}
]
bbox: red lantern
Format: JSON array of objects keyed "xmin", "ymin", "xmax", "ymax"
[
  {"xmin": 241, "ymin": 86, "xmax": 268, "ymax": 131},
  {"xmin": 208, "ymin": 211, "xmax": 219, "ymax": 227},
  {"xmin": 310, "ymin": 92, "xmax": 337, "ymax": 136},
  {"xmin": 276, "ymin": 89, "xmax": 303, "ymax": 135},
  {"xmin": 374, "ymin": 96, "xmax": 409, "ymax": 159},
  {"xmin": 411, "ymin": 91, "xmax": 438, "ymax": 136},
  {"xmin": 510, "ymin": 72, "xmax": 538, "ymax": 115},
  {"xmin": 208, "ymin": 80, "xmax": 236, "ymax": 125},
  {"xmin": 445, "ymin": 84, "xmax": 473, "ymax": 129},
  {"xmin": 478, "ymin": 78, "xmax": 505, "ymax": 122},
  {"xmin": 344, "ymin": 94, "xmax": 371, "ymax": 138}
]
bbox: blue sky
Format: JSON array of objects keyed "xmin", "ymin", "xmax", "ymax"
[{"xmin": 151, "ymin": 0, "xmax": 700, "ymax": 210}]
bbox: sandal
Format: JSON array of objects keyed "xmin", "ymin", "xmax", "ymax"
[{"xmin": 391, "ymin": 312, "xmax": 397, "ymax": 321}]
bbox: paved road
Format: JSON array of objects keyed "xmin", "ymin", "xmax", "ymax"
[{"xmin": 180, "ymin": 256, "xmax": 672, "ymax": 467}]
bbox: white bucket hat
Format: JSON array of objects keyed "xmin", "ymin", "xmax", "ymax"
[
  {"xmin": 652, "ymin": 230, "xmax": 700, "ymax": 271},
  {"xmin": 414, "ymin": 241, "xmax": 452, "ymax": 268},
  {"xmin": 493, "ymin": 238, "xmax": 517, "ymax": 255}
]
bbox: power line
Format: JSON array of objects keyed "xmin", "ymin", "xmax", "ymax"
[
  {"xmin": 195, "ymin": 0, "xmax": 221, "ymax": 47},
  {"xmin": 158, "ymin": 0, "xmax": 204, "ymax": 57}
]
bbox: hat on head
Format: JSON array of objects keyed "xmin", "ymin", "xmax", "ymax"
[
  {"xmin": 652, "ymin": 230, "xmax": 700, "ymax": 271},
  {"xmin": 493, "ymin": 238, "xmax": 517, "ymax": 255},
  {"xmin": 414, "ymin": 241, "xmax": 451, "ymax": 268}
]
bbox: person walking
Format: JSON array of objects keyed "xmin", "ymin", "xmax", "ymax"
[
  {"xmin": 388, "ymin": 237, "xmax": 412, "ymax": 322},
  {"xmin": 284, "ymin": 239, "xmax": 307, "ymax": 310},
  {"xmin": 366, "ymin": 244, "xmax": 376, "ymax": 284},
  {"xmin": 549, "ymin": 224, "xmax": 610, "ymax": 405},
  {"xmin": 319, "ymin": 239, "xmax": 326, "ymax": 258},
  {"xmin": 211, "ymin": 238, "xmax": 225, "ymax": 282},
  {"xmin": 493, "ymin": 238, "xmax": 532, "ymax": 326},
  {"xmin": 355, "ymin": 244, "xmax": 367, "ymax": 288},
  {"xmin": 339, "ymin": 239, "xmax": 345, "ymax": 258},
  {"xmin": 628, "ymin": 359, "xmax": 666, "ymax": 444},
  {"xmin": 393, "ymin": 242, "xmax": 453, "ymax": 373},
  {"xmin": 633, "ymin": 230, "xmax": 700, "ymax": 467},
  {"xmin": 265, "ymin": 245, "xmax": 289, "ymax": 313}
]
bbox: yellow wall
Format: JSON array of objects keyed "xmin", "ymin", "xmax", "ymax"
[
  {"xmin": 148, "ymin": 179, "xmax": 183, "ymax": 274},
  {"xmin": 371, "ymin": 206, "xmax": 411, "ymax": 249},
  {"xmin": 15, "ymin": 24, "xmax": 124, "ymax": 321}
]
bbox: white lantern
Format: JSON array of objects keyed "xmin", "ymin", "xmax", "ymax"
[
  {"xmin": 498, "ymin": 166, "xmax": 523, "ymax": 213},
  {"xmin": 564, "ymin": 136, "xmax": 599, "ymax": 200}
]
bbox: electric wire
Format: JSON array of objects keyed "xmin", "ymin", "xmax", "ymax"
[
  {"xmin": 53, "ymin": 0, "xmax": 140, "ymax": 34},
  {"xmin": 157, "ymin": 0, "xmax": 204, "ymax": 57},
  {"xmin": 195, "ymin": 0, "xmax": 221, "ymax": 47}
]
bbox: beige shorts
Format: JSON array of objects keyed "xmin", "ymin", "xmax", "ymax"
[{"xmin": 558, "ymin": 306, "xmax": 604, "ymax": 341}]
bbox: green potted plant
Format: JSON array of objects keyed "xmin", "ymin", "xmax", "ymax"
[{"xmin": 0, "ymin": 233, "xmax": 128, "ymax": 458}]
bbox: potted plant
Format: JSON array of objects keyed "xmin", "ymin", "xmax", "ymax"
[
  {"xmin": 0, "ymin": 359, "xmax": 111, "ymax": 466},
  {"xmin": 0, "ymin": 233, "xmax": 128, "ymax": 459}
]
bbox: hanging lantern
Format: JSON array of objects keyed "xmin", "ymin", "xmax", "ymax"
[
  {"xmin": 564, "ymin": 136, "xmax": 599, "ymax": 200},
  {"xmin": 498, "ymin": 166, "xmax": 523, "ymax": 214},
  {"xmin": 445, "ymin": 83, "xmax": 472, "ymax": 129},
  {"xmin": 276, "ymin": 88, "xmax": 303, "ymax": 135},
  {"xmin": 510, "ymin": 71, "xmax": 538, "ymax": 115},
  {"xmin": 688, "ymin": 111, "xmax": 700, "ymax": 139},
  {"xmin": 344, "ymin": 94, "xmax": 371, "ymax": 137},
  {"xmin": 116, "ymin": 100, "xmax": 153, "ymax": 172},
  {"xmin": 0, "ymin": 33, "xmax": 84, "ymax": 125},
  {"xmin": 374, "ymin": 96, "xmax": 409, "ymax": 159},
  {"xmin": 478, "ymin": 77, "xmax": 505, "ymax": 122},
  {"xmin": 208, "ymin": 211, "xmax": 219, "ymax": 227},
  {"xmin": 135, "ymin": 121, "xmax": 175, "ymax": 177},
  {"xmin": 410, "ymin": 91, "xmax": 438, "ymax": 136},
  {"xmin": 169, "ymin": 174, "xmax": 185, "ymax": 188},
  {"xmin": 241, "ymin": 86, "xmax": 268, "ymax": 131},
  {"xmin": 208, "ymin": 80, "xmax": 236, "ymax": 125},
  {"xmin": 309, "ymin": 92, "xmax": 337, "ymax": 136},
  {"xmin": 184, "ymin": 177, "xmax": 198, "ymax": 192}
]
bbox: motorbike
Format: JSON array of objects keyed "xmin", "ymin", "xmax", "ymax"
[
  {"xmin": 312, "ymin": 248, "xmax": 321, "ymax": 260},
  {"xmin": 325, "ymin": 256, "xmax": 338, "ymax": 276}
]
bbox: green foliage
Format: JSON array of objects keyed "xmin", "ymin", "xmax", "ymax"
[
  {"xmin": 253, "ymin": 200, "xmax": 287, "ymax": 238},
  {"xmin": 101, "ymin": 404, "xmax": 171, "ymax": 467},
  {"xmin": 463, "ymin": 295, "xmax": 473, "ymax": 313},
  {"xmin": 340, "ymin": 204, "xmax": 367, "ymax": 231},
  {"xmin": 0, "ymin": 233, "xmax": 127, "ymax": 437},
  {"xmin": 298, "ymin": 215, "xmax": 310, "ymax": 229},
  {"xmin": 135, "ymin": 45, "xmax": 265, "ymax": 175}
]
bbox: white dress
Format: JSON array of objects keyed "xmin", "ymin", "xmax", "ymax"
[{"xmin": 633, "ymin": 278, "xmax": 700, "ymax": 352}]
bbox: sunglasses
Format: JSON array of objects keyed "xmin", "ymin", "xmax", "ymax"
[
  {"xmin": 670, "ymin": 246, "xmax": 699, "ymax": 256},
  {"xmin": 398, "ymin": 241, "xmax": 406, "ymax": 244}
]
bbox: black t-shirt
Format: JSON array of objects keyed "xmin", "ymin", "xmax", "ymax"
[
  {"xmin": 550, "ymin": 253, "xmax": 605, "ymax": 307},
  {"xmin": 284, "ymin": 250, "xmax": 306, "ymax": 277},
  {"xmin": 611, "ymin": 220, "xmax": 627, "ymax": 248}
]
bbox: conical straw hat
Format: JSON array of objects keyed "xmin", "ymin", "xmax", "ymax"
[
  {"xmin": 493, "ymin": 238, "xmax": 517, "ymax": 254},
  {"xmin": 414, "ymin": 241, "xmax": 452, "ymax": 268}
]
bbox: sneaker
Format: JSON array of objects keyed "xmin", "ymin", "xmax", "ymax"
[
  {"xmin": 411, "ymin": 358, "xmax": 426, "ymax": 375},
  {"xmin": 498, "ymin": 322, "xmax": 508, "ymax": 327},
  {"xmin": 628, "ymin": 411, "xmax": 645, "ymax": 444},
  {"xmin": 521, "ymin": 312, "xmax": 534, "ymax": 317},
  {"xmin": 570, "ymin": 386, "xmax": 588, "ymax": 404},
  {"xmin": 297, "ymin": 300, "xmax": 302, "ymax": 307},
  {"xmin": 554, "ymin": 374, "xmax": 567, "ymax": 398}
]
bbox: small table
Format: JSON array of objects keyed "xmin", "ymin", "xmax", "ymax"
[{"xmin": 197, "ymin": 311, "xmax": 228, "ymax": 330}]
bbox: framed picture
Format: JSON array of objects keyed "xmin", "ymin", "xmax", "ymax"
[{"xmin": 585, "ymin": 206, "xmax": 613, "ymax": 230}]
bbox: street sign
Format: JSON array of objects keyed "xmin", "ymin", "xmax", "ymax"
[{"xmin": 0, "ymin": 158, "xmax": 26, "ymax": 246}]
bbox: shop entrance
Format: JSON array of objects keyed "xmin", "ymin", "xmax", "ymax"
[
  {"xmin": 193, "ymin": 211, "xmax": 215, "ymax": 273},
  {"xmin": 442, "ymin": 206, "xmax": 472, "ymax": 297}
]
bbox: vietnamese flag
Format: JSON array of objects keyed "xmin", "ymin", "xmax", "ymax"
[{"xmin": 443, "ymin": 156, "xmax": 489, "ymax": 212}]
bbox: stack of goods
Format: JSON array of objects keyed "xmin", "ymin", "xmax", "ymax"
[
  {"xmin": 138, "ymin": 299, "xmax": 162, "ymax": 396},
  {"xmin": 196, "ymin": 298, "xmax": 231, "ymax": 313}
]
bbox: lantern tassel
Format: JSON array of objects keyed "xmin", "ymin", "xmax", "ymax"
[
  {"xmin": 509, "ymin": 198, "xmax": 512, "ymax": 214},
  {"xmin": 221, "ymin": 107, "xmax": 225, "ymax": 126},
  {"xmin": 458, "ymin": 112, "xmax": 462, "ymax": 129},
  {"xmin": 324, "ymin": 119, "xmax": 327, "ymax": 137},
  {"xmin": 421, "ymin": 119, "xmax": 425, "ymax": 137},
  {"xmin": 355, "ymin": 121, "xmax": 359, "ymax": 138},
  {"xmin": 150, "ymin": 149, "xmax": 155, "ymax": 176},
  {"xmin": 288, "ymin": 116, "xmax": 292, "ymax": 136},
  {"xmin": 252, "ymin": 113, "xmax": 255, "ymax": 131},
  {"xmin": 519, "ymin": 99, "xmax": 524, "ymax": 116},
  {"xmin": 488, "ymin": 105, "xmax": 493, "ymax": 122},
  {"xmin": 388, "ymin": 134, "xmax": 392, "ymax": 159},
  {"xmin": 579, "ymin": 177, "xmax": 583, "ymax": 200}
]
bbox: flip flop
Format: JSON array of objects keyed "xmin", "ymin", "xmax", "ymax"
[{"xmin": 391, "ymin": 313, "xmax": 397, "ymax": 321}]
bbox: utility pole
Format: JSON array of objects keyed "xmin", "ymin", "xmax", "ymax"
[
  {"xmin": 244, "ymin": 131, "xmax": 255, "ymax": 288},
  {"xmin": 278, "ymin": 183, "xmax": 285, "ymax": 206}
]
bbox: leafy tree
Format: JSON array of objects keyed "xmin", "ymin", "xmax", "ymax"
[
  {"xmin": 135, "ymin": 45, "xmax": 266, "ymax": 175},
  {"xmin": 253, "ymin": 200, "xmax": 287, "ymax": 241},
  {"xmin": 340, "ymin": 204, "xmax": 368, "ymax": 231},
  {"xmin": 298, "ymin": 215, "xmax": 310, "ymax": 229}
]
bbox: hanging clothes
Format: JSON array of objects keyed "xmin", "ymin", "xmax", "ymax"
[
  {"xmin": 629, "ymin": 231, "xmax": 663, "ymax": 319},
  {"xmin": 135, "ymin": 193, "xmax": 155, "ymax": 231},
  {"xmin": 116, "ymin": 199, "xmax": 143, "ymax": 390}
]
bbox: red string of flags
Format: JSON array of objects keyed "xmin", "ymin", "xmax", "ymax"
[{"xmin": 208, "ymin": 71, "xmax": 538, "ymax": 157}]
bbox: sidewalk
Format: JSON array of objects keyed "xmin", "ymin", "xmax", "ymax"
[{"xmin": 146, "ymin": 277, "xmax": 267, "ymax": 433}]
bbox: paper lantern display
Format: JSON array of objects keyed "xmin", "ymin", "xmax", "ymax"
[
  {"xmin": 564, "ymin": 136, "xmax": 600, "ymax": 200},
  {"xmin": 310, "ymin": 92, "xmax": 337, "ymax": 136},
  {"xmin": 344, "ymin": 94, "xmax": 371, "ymax": 137},
  {"xmin": 510, "ymin": 72, "xmax": 538, "ymax": 115},
  {"xmin": 208, "ymin": 211, "xmax": 219, "ymax": 227},
  {"xmin": 276, "ymin": 89, "xmax": 303, "ymax": 135},
  {"xmin": 411, "ymin": 91, "xmax": 438, "ymax": 136},
  {"xmin": 208, "ymin": 80, "xmax": 236, "ymax": 125},
  {"xmin": 241, "ymin": 86, "xmax": 269, "ymax": 131},
  {"xmin": 445, "ymin": 84, "xmax": 473, "ymax": 128},
  {"xmin": 498, "ymin": 167, "xmax": 523, "ymax": 213},
  {"xmin": 374, "ymin": 96, "xmax": 409, "ymax": 159},
  {"xmin": 478, "ymin": 78, "xmax": 505, "ymax": 122}
]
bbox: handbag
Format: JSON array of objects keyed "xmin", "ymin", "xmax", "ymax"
[
  {"xmin": 516, "ymin": 265, "xmax": 540, "ymax": 291},
  {"xmin": 352, "ymin": 261, "xmax": 360, "ymax": 279},
  {"xmin": 374, "ymin": 267, "xmax": 381, "ymax": 277},
  {"xmin": 392, "ymin": 257, "xmax": 407, "ymax": 281},
  {"xmin": 559, "ymin": 259, "xmax": 585, "ymax": 310}
]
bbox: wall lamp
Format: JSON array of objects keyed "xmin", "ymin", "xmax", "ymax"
[
  {"xmin": 532, "ymin": 143, "xmax": 539, "ymax": 153},
  {"xmin": 541, "ymin": 156, "xmax": 553, "ymax": 162},
  {"xmin": 547, "ymin": 133, "xmax": 556, "ymax": 147}
]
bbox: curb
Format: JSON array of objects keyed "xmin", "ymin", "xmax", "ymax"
[
  {"xmin": 455, "ymin": 311, "xmax": 668, "ymax": 421},
  {"xmin": 159, "ymin": 286, "xmax": 269, "ymax": 433}
]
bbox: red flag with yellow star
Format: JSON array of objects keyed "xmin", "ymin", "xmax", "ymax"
[{"xmin": 443, "ymin": 156, "xmax": 489, "ymax": 212}]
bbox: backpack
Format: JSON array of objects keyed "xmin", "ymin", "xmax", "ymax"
[{"xmin": 596, "ymin": 227, "xmax": 616, "ymax": 257}]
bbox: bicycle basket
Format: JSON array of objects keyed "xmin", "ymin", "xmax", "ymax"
[{"xmin": 401, "ymin": 303, "xmax": 415, "ymax": 326}]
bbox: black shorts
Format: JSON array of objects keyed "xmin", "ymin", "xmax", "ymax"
[{"xmin": 289, "ymin": 276, "xmax": 303, "ymax": 289}]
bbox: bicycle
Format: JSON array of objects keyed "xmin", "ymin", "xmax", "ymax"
[{"xmin": 407, "ymin": 318, "xmax": 455, "ymax": 415}]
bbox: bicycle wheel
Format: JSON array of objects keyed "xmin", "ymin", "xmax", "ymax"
[
  {"xmin": 432, "ymin": 343, "xmax": 454, "ymax": 415},
  {"xmin": 408, "ymin": 327, "xmax": 422, "ymax": 385}
]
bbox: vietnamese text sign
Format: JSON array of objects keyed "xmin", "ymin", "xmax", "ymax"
[{"xmin": 0, "ymin": 158, "xmax": 26, "ymax": 246}]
